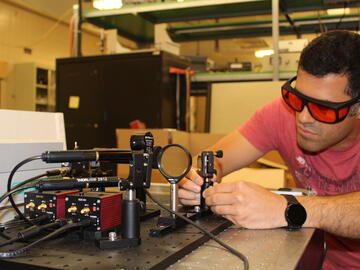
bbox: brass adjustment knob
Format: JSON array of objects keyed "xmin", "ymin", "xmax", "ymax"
[
  {"xmin": 80, "ymin": 207, "xmax": 90, "ymax": 214},
  {"xmin": 37, "ymin": 203, "xmax": 47, "ymax": 210},
  {"xmin": 67, "ymin": 206, "xmax": 77, "ymax": 213},
  {"xmin": 25, "ymin": 202, "xmax": 35, "ymax": 209}
]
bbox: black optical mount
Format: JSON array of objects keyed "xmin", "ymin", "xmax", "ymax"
[
  {"xmin": 197, "ymin": 150, "xmax": 223, "ymax": 213},
  {"xmin": 149, "ymin": 150, "xmax": 223, "ymax": 237},
  {"xmin": 96, "ymin": 132, "xmax": 156, "ymax": 249}
]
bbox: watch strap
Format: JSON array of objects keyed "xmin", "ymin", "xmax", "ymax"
[
  {"xmin": 282, "ymin": 194, "xmax": 306, "ymax": 230},
  {"xmin": 283, "ymin": 194, "xmax": 299, "ymax": 205}
]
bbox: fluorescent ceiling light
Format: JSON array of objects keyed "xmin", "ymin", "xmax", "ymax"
[
  {"xmin": 255, "ymin": 49, "xmax": 274, "ymax": 58},
  {"xmin": 327, "ymin": 7, "xmax": 350, "ymax": 16},
  {"xmin": 93, "ymin": 0, "xmax": 123, "ymax": 10}
]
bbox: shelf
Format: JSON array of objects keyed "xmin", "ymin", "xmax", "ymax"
[
  {"xmin": 13, "ymin": 63, "xmax": 55, "ymax": 112},
  {"xmin": 35, "ymin": 101, "xmax": 48, "ymax": 105},
  {"xmin": 36, "ymin": 84, "xmax": 48, "ymax": 89},
  {"xmin": 169, "ymin": 13, "xmax": 360, "ymax": 41},
  {"xmin": 192, "ymin": 70, "xmax": 296, "ymax": 82},
  {"xmin": 83, "ymin": 0, "xmax": 360, "ymax": 43}
]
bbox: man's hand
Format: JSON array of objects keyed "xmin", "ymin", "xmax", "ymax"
[
  {"xmin": 178, "ymin": 168, "xmax": 203, "ymax": 206},
  {"xmin": 204, "ymin": 181, "xmax": 288, "ymax": 229},
  {"xmin": 178, "ymin": 168, "xmax": 219, "ymax": 206}
]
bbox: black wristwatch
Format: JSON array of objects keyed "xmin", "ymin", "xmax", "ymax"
[{"xmin": 282, "ymin": 194, "xmax": 307, "ymax": 230}]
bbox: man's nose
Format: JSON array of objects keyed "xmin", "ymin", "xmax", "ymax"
[{"xmin": 297, "ymin": 105, "xmax": 316, "ymax": 124}]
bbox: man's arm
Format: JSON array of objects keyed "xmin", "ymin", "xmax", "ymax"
[
  {"xmin": 203, "ymin": 179, "xmax": 360, "ymax": 238},
  {"xmin": 299, "ymin": 193, "xmax": 360, "ymax": 238},
  {"xmin": 178, "ymin": 130, "xmax": 264, "ymax": 206}
]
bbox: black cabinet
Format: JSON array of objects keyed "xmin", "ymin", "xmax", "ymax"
[{"xmin": 56, "ymin": 51, "xmax": 189, "ymax": 149}]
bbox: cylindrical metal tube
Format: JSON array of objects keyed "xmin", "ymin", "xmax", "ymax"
[
  {"xmin": 126, "ymin": 189, "xmax": 136, "ymax": 201},
  {"xmin": 200, "ymin": 177, "xmax": 211, "ymax": 211},
  {"xmin": 122, "ymin": 199, "xmax": 140, "ymax": 240},
  {"xmin": 41, "ymin": 150, "xmax": 132, "ymax": 163},
  {"xmin": 36, "ymin": 177, "xmax": 121, "ymax": 191},
  {"xmin": 170, "ymin": 183, "xmax": 178, "ymax": 218}
]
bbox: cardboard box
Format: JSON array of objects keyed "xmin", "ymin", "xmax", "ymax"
[
  {"xmin": 189, "ymin": 132, "xmax": 225, "ymax": 156},
  {"xmin": 116, "ymin": 129, "xmax": 174, "ymax": 148},
  {"xmin": 222, "ymin": 168, "xmax": 285, "ymax": 189},
  {"xmin": 258, "ymin": 151, "xmax": 287, "ymax": 170}
]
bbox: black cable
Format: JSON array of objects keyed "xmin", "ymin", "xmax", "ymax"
[
  {"xmin": 0, "ymin": 186, "xmax": 37, "ymax": 232},
  {"xmin": 0, "ymin": 186, "xmax": 35, "ymax": 240},
  {"xmin": 7, "ymin": 155, "xmax": 42, "ymax": 226},
  {"xmin": 0, "ymin": 218, "xmax": 67, "ymax": 248},
  {"xmin": 0, "ymin": 187, "xmax": 35, "ymax": 206},
  {"xmin": 7, "ymin": 172, "xmax": 46, "ymax": 226},
  {"xmin": 0, "ymin": 219, "xmax": 90, "ymax": 258},
  {"xmin": 0, "ymin": 235, "xmax": 20, "ymax": 248},
  {"xmin": 11, "ymin": 173, "xmax": 47, "ymax": 191},
  {"xmin": 145, "ymin": 191, "xmax": 249, "ymax": 270},
  {"xmin": 8, "ymin": 167, "xmax": 69, "ymax": 221},
  {"xmin": 0, "ymin": 231, "xmax": 11, "ymax": 240},
  {"xmin": 12, "ymin": 168, "xmax": 70, "ymax": 192},
  {"xmin": 0, "ymin": 214, "xmax": 49, "ymax": 231}
]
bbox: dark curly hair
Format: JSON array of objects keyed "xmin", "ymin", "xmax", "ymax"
[{"xmin": 299, "ymin": 30, "xmax": 360, "ymax": 99}]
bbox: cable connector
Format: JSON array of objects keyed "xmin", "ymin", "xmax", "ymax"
[
  {"xmin": 17, "ymin": 218, "xmax": 70, "ymax": 241},
  {"xmin": 46, "ymin": 167, "xmax": 70, "ymax": 177},
  {"xmin": 0, "ymin": 219, "xmax": 90, "ymax": 258}
]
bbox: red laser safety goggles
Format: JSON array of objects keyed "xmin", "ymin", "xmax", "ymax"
[{"xmin": 281, "ymin": 77, "xmax": 360, "ymax": 124}]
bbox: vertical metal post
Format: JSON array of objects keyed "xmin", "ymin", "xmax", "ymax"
[
  {"xmin": 272, "ymin": 0, "xmax": 280, "ymax": 81},
  {"xmin": 176, "ymin": 74, "xmax": 180, "ymax": 130},
  {"xmin": 71, "ymin": 5, "xmax": 78, "ymax": 57},
  {"xmin": 77, "ymin": 0, "xmax": 82, "ymax": 57},
  {"xmin": 170, "ymin": 183, "xmax": 178, "ymax": 218}
]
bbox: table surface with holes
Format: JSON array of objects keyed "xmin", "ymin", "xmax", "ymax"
[
  {"xmin": 0, "ymin": 188, "xmax": 323, "ymax": 270},
  {"xmin": 169, "ymin": 227, "xmax": 323, "ymax": 270}
]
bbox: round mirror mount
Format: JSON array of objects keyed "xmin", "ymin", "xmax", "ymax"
[{"xmin": 157, "ymin": 144, "xmax": 192, "ymax": 184}]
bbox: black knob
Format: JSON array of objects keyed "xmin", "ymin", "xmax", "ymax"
[{"xmin": 215, "ymin": 150, "xmax": 223, "ymax": 158}]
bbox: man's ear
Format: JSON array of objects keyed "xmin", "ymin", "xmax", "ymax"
[
  {"xmin": 355, "ymin": 104, "xmax": 360, "ymax": 119},
  {"xmin": 348, "ymin": 103, "xmax": 360, "ymax": 119}
]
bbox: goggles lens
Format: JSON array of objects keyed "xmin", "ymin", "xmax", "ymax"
[
  {"xmin": 307, "ymin": 101, "xmax": 338, "ymax": 122},
  {"xmin": 283, "ymin": 89, "xmax": 303, "ymax": 111},
  {"xmin": 281, "ymin": 78, "xmax": 358, "ymax": 124}
]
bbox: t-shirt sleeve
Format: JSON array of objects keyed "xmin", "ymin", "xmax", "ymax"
[{"xmin": 238, "ymin": 97, "xmax": 285, "ymax": 153}]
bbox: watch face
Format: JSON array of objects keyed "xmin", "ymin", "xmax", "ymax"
[{"xmin": 287, "ymin": 204, "xmax": 307, "ymax": 226}]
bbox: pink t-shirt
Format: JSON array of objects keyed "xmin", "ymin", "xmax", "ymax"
[{"xmin": 239, "ymin": 97, "xmax": 360, "ymax": 270}]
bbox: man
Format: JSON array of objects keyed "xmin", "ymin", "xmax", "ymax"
[{"xmin": 178, "ymin": 30, "xmax": 360, "ymax": 270}]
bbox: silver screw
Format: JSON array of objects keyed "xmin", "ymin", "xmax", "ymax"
[{"xmin": 109, "ymin": 232, "xmax": 117, "ymax": 241}]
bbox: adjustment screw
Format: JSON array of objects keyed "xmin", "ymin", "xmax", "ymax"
[
  {"xmin": 215, "ymin": 150, "xmax": 223, "ymax": 158},
  {"xmin": 109, "ymin": 232, "xmax": 117, "ymax": 241}
]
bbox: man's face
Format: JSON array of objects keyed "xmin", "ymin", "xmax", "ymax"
[{"xmin": 295, "ymin": 69, "xmax": 360, "ymax": 152}]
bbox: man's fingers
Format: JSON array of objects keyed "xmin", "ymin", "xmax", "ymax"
[
  {"xmin": 187, "ymin": 168, "xmax": 204, "ymax": 186},
  {"xmin": 179, "ymin": 198, "xmax": 200, "ymax": 206},
  {"xmin": 205, "ymin": 192, "xmax": 240, "ymax": 206},
  {"xmin": 210, "ymin": 204, "xmax": 238, "ymax": 216},
  {"xmin": 222, "ymin": 214, "xmax": 237, "ymax": 225},
  {"xmin": 204, "ymin": 181, "xmax": 246, "ymax": 197},
  {"xmin": 178, "ymin": 188, "xmax": 200, "ymax": 200},
  {"xmin": 178, "ymin": 168, "xmax": 202, "ymax": 207},
  {"xmin": 179, "ymin": 168, "xmax": 203, "ymax": 188},
  {"xmin": 180, "ymin": 178, "xmax": 201, "ymax": 193}
]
